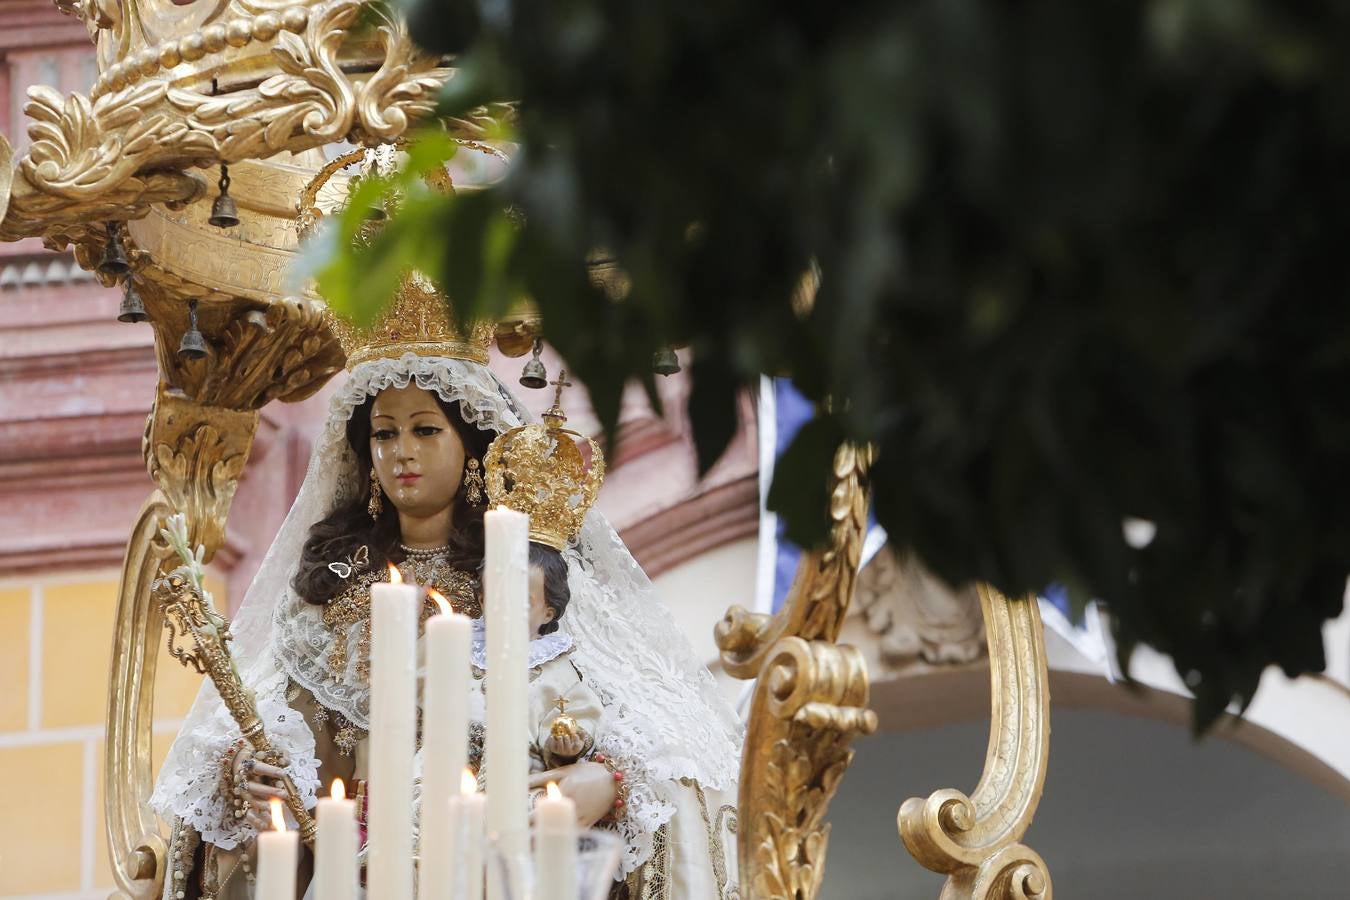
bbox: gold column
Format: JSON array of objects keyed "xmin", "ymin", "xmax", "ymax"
[
  {"xmin": 898, "ymin": 585, "xmax": 1053, "ymax": 899},
  {"xmin": 716, "ymin": 444, "xmax": 879, "ymax": 900}
]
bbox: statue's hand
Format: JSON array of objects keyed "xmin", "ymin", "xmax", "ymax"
[
  {"xmin": 232, "ymin": 749, "xmax": 292, "ymax": 832},
  {"xmin": 528, "ymin": 762, "xmax": 618, "ymax": 828},
  {"xmin": 543, "ymin": 730, "xmax": 590, "ymax": 761}
]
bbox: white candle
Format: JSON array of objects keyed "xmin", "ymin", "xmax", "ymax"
[
  {"xmin": 448, "ymin": 768, "xmax": 486, "ymax": 900},
  {"xmin": 534, "ymin": 782, "xmax": 579, "ymax": 900},
  {"xmin": 315, "ymin": 779, "xmax": 357, "ymax": 900},
  {"xmin": 368, "ymin": 565, "xmax": 419, "ymax": 899},
  {"xmin": 484, "ymin": 506, "xmax": 530, "ymax": 900},
  {"xmin": 419, "ymin": 593, "xmax": 472, "ymax": 900},
  {"xmin": 257, "ymin": 799, "xmax": 298, "ymax": 900}
]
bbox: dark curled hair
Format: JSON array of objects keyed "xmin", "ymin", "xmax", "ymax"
[
  {"xmin": 291, "ymin": 391, "xmax": 495, "ymax": 606},
  {"xmin": 530, "ymin": 542, "xmax": 571, "ymax": 635}
]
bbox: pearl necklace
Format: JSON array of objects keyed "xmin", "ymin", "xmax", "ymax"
[{"xmin": 399, "ymin": 543, "xmax": 451, "ymax": 559}]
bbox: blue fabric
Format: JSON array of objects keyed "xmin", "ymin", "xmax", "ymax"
[
  {"xmin": 771, "ymin": 380, "xmax": 815, "ymax": 611},
  {"xmin": 1042, "ymin": 582, "xmax": 1072, "ymax": 619}
]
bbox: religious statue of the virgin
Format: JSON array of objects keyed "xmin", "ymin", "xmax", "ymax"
[{"xmin": 149, "ymin": 232, "xmax": 742, "ymax": 896}]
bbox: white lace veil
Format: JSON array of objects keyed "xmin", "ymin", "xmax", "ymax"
[{"xmin": 157, "ymin": 353, "xmax": 743, "ymax": 835}]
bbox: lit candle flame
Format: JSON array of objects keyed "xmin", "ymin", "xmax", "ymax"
[
  {"xmin": 388, "ymin": 563, "xmax": 402, "ymax": 585},
  {"xmin": 546, "ymin": 781, "xmax": 562, "ymax": 801},
  {"xmin": 269, "ymin": 797, "xmax": 286, "ymax": 832},
  {"xmin": 332, "ymin": 778, "xmax": 345, "ymax": 801},
  {"xmin": 461, "ymin": 768, "xmax": 478, "ymax": 795},
  {"xmin": 428, "ymin": 588, "xmax": 452, "ymax": 616}
]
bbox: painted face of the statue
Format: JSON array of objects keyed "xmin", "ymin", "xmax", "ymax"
[{"xmin": 369, "ymin": 385, "xmax": 466, "ymax": 521}]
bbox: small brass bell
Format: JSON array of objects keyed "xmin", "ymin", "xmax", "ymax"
[
  {"xmin": 366, "ymin": 194, "xmax": 388, "ymax": 221},
  {"xmin": 207, "ymin": 164, "xmax": 240, "ymax": 229},
  {"xmin": 178, "ymin": 299, "xmax": 208, "ymax": 360},
  {"xmin": 519, "ymin": 338, "xmax": 548, "ymax": 389},
  {"xmin": 652, "ymin": 346, "xmax": 681, "ymax": 376},
  {"xmin": 98, "ymin": 222, "xmax": 131, "ymax": 278},
  {"xmin": 117, "ymin": 278, "xmax": 148, "ymax": 323}
]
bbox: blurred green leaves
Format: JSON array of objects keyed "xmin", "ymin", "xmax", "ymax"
[{"xmin": 314, "ymin": 0, "xmax": 1350, "ymax": 731}]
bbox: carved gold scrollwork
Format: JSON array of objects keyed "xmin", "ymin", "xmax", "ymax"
[
  {"xmin": 742, "ymin": 638, "xmax": 878, "ymax": 899},
  {"xmin": 717, "ymin": 443, "xmax": 875, "ymax": 900},
  {"xmin": 169, "ymin": 295, "xmax": 344, "ymax": 407},
  {"xmin": 145, "ymin": 387, "xmax": 259, "ymax": 562},
  {"xmin": 105, "ymin": 491, "xmax": 174, "ymax": 900},
  {"xmin": 1, "ymin": 0, "xmax": 473, "ymax": 244},
  {"xmin": 717, "ymin": 443, "xmax": 872, "ymax": 677},
  {"xmin": 898, "ymin": 585, "xmax": 1053, "ymax": 900}
]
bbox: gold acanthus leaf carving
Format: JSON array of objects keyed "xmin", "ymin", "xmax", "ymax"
[
  {"xmin": 897, "ymin": 585, "xmax": 1053, "ymax": 899},
  {"xmin": 718, "ymin": 441, "xmax": 875, "ymax": 900},
  {"xmin": 146, "ymin": 390, "xmax": 259, "ymax": 561},
  {"xmin": 164, "ymin": 0, "xmax": 447, "ymax": 151},
  {"xmin": 0, "ymin": 84, "xmax": 207, "ymax": 240},
  {"xmin": 2, "ymin": 0, "xmax": 459, "ymax": 242},
  {"xmin": 741, "ymin": 638, "xmax": 878, "ymax": 900},
  {"xmin": 356, "ymin": 2, "xmax": 444, "ymax": 140},
  {"xmin": 23, "ymin": 82, "xmax": 213, "ymax": 200},
  {"xmin": 171, "ymin": 296, "xmax": 344, "ymax": 408}
]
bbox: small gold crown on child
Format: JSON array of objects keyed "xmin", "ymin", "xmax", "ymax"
[{"xmin": 484, "ymin": 372, "xmax": 606, "ymax": 550}]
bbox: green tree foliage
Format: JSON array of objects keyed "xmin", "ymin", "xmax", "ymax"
[{"xmin": 317, "ymin": 0, "xmax": 1350, "ymax": 730}]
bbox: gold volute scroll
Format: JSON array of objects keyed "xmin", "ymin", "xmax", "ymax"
[
  {"xmin": 105, "ymin": 492, "xmax": 174, "ymax": 900},
  {"xmin": 717, "ymin": 443, "xmax": 878, "ymax": 900},
  {"xmin": 898, "ymin": 585, "xmax": 1053, "ymax": 900}
]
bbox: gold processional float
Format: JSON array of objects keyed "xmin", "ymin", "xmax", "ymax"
[{"xmin": 0, "ymin": 1, "xmax": 1053, "ymax": 897}]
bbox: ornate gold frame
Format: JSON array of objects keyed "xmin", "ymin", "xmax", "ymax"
[{"xmin": 1, "ymin": 3, "xmax": 1055, "ymax": 897}]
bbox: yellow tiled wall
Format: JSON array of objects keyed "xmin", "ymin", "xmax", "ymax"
[{"xmin": 0, "ymin": 571, "xmax": 223, "ymax": 899}]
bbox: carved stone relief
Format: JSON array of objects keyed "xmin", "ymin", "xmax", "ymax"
[{"xmin": 855, "ymin": 545, "xmax": 986, "ymax": 672}]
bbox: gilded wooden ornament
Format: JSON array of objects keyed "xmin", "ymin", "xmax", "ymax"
[
  {"xmin": 717, "ymin": 442, "xmax": 873, "ymax": 677},
  {"xmin": 716, "ymin": 443, "xmax": 877, "ymax": 900},
  {"xmin": 105, "ymin": 492, "xmax": 174, "ymax": 900},
  {"xmin": 897, "ymin": 585, "xmax": 1053, "ymax": 900},
  {"xmin": 144, "ymin": 387, "xmax": 258, "ymax": 562},
  {"xmin": 741, "ymin": 638, "xmax": 877, "ymax": 899},
  {"xmin": 0, "ymin": 0, "xmax": 512, "ymax": 249}
]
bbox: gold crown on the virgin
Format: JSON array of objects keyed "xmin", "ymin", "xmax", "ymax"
[
  {"xmin": 298, "ymin": 145, "xmax": 494, "ymax": 369},
  {"xmin": 484, "ymin": 373, "xmax": 606, "ymax": 550}
]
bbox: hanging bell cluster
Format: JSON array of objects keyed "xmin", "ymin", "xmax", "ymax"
[
  {"xmin": 98, "ymin": 222, "xmax": 131, "ymax": 278},
  {"xmin": 519, "ymin": 338, "xmax": 549, "ymax": 389},
  {"xmin": 652, "ymin": 346, "xmax": 681, "ymax": 376},
  {"xmin": 208, "ymin": 163, "xmax": 240, "ymax": 229},
  {"xmin": 117, "ymin": 277, "xmax": 148, "ymax": 324},
  {"xmin": 178, "ymin": 299, "xmax": 208, "ymax": 360}
]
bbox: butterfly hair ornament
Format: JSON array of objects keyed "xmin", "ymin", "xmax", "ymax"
[{"xmin": 327, "ymin": 545, "xmax": 370, "ymax": 580}]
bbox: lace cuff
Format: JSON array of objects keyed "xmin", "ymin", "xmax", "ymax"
[
  {"xmin": 592, "ymin": 733, "xmax": 676, "ymax": 879},
  {"xmin": 150, "ymin": 670, "xmax": 322, "ymax": 850}
]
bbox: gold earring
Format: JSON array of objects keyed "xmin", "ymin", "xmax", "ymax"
[
  {"xmin": 463, "ymin": 457, "xmax": 486, "ymax": 506},
  {"xmin": 367, "ymin": 468, "xmax": 383, "ymax": 520}
]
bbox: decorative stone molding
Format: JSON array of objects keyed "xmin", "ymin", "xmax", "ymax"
[
  {"xmin": 855, "ymin": 545, "xmax": 986, "ymax": 671},
  {"xmin": 622, "ymin": 474, "xmax": 758, "ymax": 578}
]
